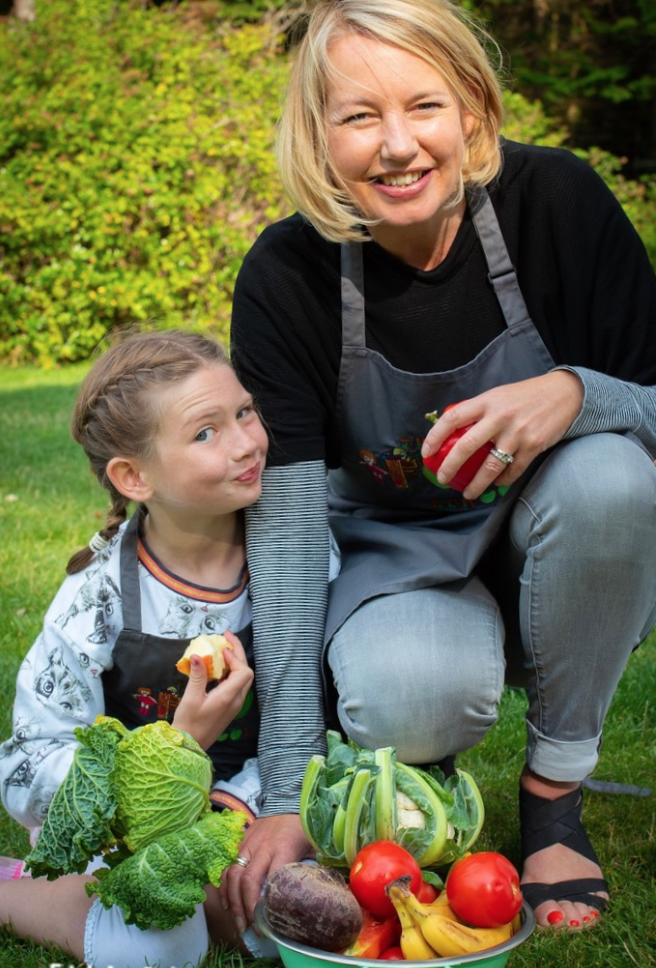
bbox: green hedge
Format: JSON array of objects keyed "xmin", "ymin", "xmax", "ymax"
[
  {"xmin": 1, "ymin": 0, "xmax": 654, "ymax": 366},
  {"xmin": 0, "ymin": 0, "xmax": 290, "ymax": 364}
]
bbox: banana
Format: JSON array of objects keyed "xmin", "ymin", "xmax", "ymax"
[
  {"xmin": 419, "ymin": 912, "xmax": 513, "ymax": 958},
  {"xmin": 405, "ymin": 890, "xmax": 460, "ymax": 923},
  {"xmin": 387, "ymin": 884, "xmax": 439, "ymax": 961}
]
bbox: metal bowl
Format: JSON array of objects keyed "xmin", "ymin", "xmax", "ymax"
[{"xmin": 255, "ymin": 900, "xmax": 535, "ymax": 968}]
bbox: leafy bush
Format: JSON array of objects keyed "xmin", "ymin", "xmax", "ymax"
[
  {"xmin": 0, "ymin": 1, "xmax": 653, "ymax": 366},
  {"xmin": 0, "ymin": 0, "xmax": 291, "ymax": 364}
]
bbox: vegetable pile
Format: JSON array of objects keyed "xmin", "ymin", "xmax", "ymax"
[
  {"xmin": 262, "ymin": 847, "xmax": 524, "ymax": 960},
  {"xmin": 26, "ymin": 715, "xmax": 245, "ymax": 930},
  {"xmin": 264, "ymin": 735, "xmax": 525, "ymax": 960},
  {"xmin": 300, "ymin": 731, "xmax": 484, "ymax": 869}
]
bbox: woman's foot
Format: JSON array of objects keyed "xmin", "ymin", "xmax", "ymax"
[{"xmin": 519, "ymin": 769, "xmax": 609, "ymax": 931}]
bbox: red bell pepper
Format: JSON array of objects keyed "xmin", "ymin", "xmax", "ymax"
[
  {"xmin": 341, "ymin": 910, "xmax": 402, "ymax": 958},
  {"xmin": 422, "ymin": 406, "xmax": 492, "ymax": 492}
]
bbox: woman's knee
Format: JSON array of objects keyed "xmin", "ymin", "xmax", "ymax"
[
  {"xmin": 328, "ymin": 582, "xmax": 505, "ymax": 761},
  {"xmin": 513, "ymin": 433, "xmax": 656, "ymax": 560}
]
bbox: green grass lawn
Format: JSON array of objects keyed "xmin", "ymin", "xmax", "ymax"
[{"xmin": 1, "ymin": 363, "xmax": 655, "ymax": 967}]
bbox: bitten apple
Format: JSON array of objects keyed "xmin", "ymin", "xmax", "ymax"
[{"xmin": 176, "ymin": 633, "xmax": 232, "ymax": 681}]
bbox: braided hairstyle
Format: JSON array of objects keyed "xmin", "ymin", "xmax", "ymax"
[{"xmin": 67, "ymin": 329, "xmax": 229, "ymax": 575}]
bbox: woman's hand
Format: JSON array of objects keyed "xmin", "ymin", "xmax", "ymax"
[
  {"xmin": 172, "ymin": 630, "xmax": 253, "ymax": 750},
  {"xmin": 217, "ymin": 814, "xmax": 316, "ymax": 934},
  {"xmin": 420, "ymin": 370, "xmax": 584, "ymax": 500}
]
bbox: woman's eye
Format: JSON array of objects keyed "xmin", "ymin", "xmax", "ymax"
[
  {"xmin": 344, "ymin": 112, "xmax": 371, "ymax": 125},
  {"xmin": 195, "ymin": 427, "xmax": 215, "ymax": 442},
  {"xmin": 237, "ymin": 404, "xmax": 255, "ymax": 420}
]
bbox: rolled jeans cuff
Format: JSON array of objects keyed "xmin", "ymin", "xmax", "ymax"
[{"xmin": 526, "ymin": 721, "xmax": 602, "ymax": 782}]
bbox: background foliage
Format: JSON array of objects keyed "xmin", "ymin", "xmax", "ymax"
[{"xmin": 0, "ymin": 0, "xmax": 655, "ymax": 365}]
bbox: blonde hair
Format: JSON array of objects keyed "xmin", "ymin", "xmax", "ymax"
[
  {"xmin": 277, "ymin": 0, "xmax": 504, "ymax": 243},
  {"xmin": 67, "ymin": 329, "xmax": 230, "ymax": 574}
]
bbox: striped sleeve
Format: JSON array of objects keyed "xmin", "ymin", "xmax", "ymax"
[
  {"xmin": 560, "ymin": 366, "xmax": 656, "ymax": 457},
  {"xmin": 244, "ymin": 461, "xmax": 330, "ymax": 815}
]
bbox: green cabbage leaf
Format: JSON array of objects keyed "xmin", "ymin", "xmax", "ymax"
[{"xmin": 89, "ymin": 809, "xmax": 246, "ymax": 930}]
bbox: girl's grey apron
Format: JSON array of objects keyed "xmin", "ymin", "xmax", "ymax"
[
  {"xmin": 326, "ymin": 188, "xmax": 556, "ymax": 642},
  {"xmin": 102, "ymin": 509, "xmax": 259, "ymax": 781}
]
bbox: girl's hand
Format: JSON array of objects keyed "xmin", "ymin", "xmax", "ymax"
[
  {"xmin": 172, "ymin": 630, "xmax": 254, "ymax": 750},
  {"xmin": 420, "ymin": 370, "xmax": 584, "ymax": 500}
]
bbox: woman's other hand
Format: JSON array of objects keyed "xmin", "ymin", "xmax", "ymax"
[
  {"xmin": 217, "ymin": 814, "xmax": 316, "ymax": 933},
  {"xmin": 172, "ymin": 630, "xmax": 254, "ymax": 750},
  {"xmin": 421, "ymin": 370, "xmax": 584, "ymax": 499}
]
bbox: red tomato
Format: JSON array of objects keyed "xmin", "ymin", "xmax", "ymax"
[
  {"xmin": 349, "ymin": 841, "xmax": 422, "ymax": 919},
  {"xmin": 445, "ymin": 852, "xmax": 523, "ymax": 928},
  {"xmin": 380, "ymin": 946, "xmax": 405, "ymax": 960},
  {"xmin": 423, "ymin": 422, "xmax": 492, "ymax": 492},
  {"xmin": 414, "ymin": 881, "xmax": 439, "ymax": 904}
]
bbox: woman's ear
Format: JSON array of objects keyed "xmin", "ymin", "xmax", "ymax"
[{"xmin": 107, "ymin": 456, "xmax": 154, "ymax": 502}]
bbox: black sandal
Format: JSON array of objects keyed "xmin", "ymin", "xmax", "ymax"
[{"xmin": 519, "ymin": 785, "xmax": 609, "ymax": 916}]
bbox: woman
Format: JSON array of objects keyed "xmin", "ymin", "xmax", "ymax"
[{"xmin": 228, "ymin": 0, "xmax": 656, "ymax": 934}]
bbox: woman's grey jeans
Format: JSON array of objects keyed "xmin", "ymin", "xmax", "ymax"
[{"xmin": 328, "ymin": 433, "xmax": 656, "ymax": 781}]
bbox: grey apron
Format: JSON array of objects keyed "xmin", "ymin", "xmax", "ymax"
[
  {"xmin": 102, "ymin": 509, "xmax": 259, "ymax": 781},
  {"xmin": 325, "ymin": 188, "xmax": 556, "ymax": 641}
]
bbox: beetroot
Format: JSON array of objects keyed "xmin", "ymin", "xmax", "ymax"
[{"xmin": 263, "ymin": 862, "xmax": 363, "ymax": 951}]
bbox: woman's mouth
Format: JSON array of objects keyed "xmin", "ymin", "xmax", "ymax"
[{"xmin": 375, "ymin": 169, "xmax": 429, "ymax": 187}]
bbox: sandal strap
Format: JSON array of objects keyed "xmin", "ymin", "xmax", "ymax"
[
  {"xmin": 521, "ymin": 878, "xmax": 609, "ymax": 912},
  {"xmin": 519, "ymin": 785, "xmax": 601, "ymax": 867}
]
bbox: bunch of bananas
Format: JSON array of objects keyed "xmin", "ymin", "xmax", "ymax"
[{"xmin": 387, "ymin": 878, "xmax": 517, "ymax": 960}]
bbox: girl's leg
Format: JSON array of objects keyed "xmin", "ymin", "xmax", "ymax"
[
  {"xmin": 504, "ymin": 433, "xmax": 656, "ymax": 928},
  {"xmin": 328, "ymin": 576, "xmax": 506, "ymax": 764},
  {"xmin": 0, "ymin": 873, "xmax": 94, "ymax": 960},
  {"xmin": 0, "ymin": 873, "xmax": 212, "ymax": 967}
]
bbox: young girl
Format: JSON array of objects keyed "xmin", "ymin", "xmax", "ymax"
[{"xmin": 0, "ymin": 329, "xmax": 270, "ymax": 967}]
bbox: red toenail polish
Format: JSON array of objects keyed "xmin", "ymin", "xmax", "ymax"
[
  {"xmin": 547, "ymin": 911, "xmax": 564, "ymax": 925},
  {"xmin": 569, "ymin": 920, "xmax": 580, "ymax": 927},
  {"xmin": 583, "ymin": 916, "xmax": 591, "ymax": 922},
  {"xmin": 591, "ymin": 910, "xmax": 600, "ymax": 918}
]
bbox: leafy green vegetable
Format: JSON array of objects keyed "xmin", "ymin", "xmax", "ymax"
[
  {"xmin": 300, "ymin": 731, "xmax": 484, "ymax": 870},
  {"xmin": 25, "ymin": 716, "xmax": 244, "ymax": 929},
  {"xmin": 26, "ymin": 716, "xmax": 127, "ymax": 879},
  {"xmin": 88, "ymin": 809, "xmax": 246, "ymax": 930},
  {"xmin": 113, "ymin": 721, "xmax": 212, "ymax": 853}
]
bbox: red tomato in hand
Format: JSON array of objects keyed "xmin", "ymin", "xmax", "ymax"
[
  {"xmin": 422, "ymin": 405, "xmax": 493, "ymax": 492},
  {"xmin": 445, "ymin": 852, "xmax": 523, "ymax": 928},
  {"xmin": 349, "ymin": 841, "xmax": 422, "ymax": 919}
]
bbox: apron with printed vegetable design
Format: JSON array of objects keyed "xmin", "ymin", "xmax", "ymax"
[
  {"xmin": 325, "ymin": 188, "xmax": 556, "ymax": 641},
  {"xmin": 102, "ymin": 509, "xmax": 259, "ymax": 781}
]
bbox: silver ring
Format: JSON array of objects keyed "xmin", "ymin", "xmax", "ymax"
[
  {"xmin": 234, "ymin": 855, "xmax": 250, "ymax": 868},
  {"xmin": 490, "ymin": 447, "xmax": 515, "ymax": 465}
]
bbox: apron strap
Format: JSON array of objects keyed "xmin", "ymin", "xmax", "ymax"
[
  {"xmin": 341, "ymin": 242, "xmax": 366, "ymax": 348},
  {"xmin": 467, "ymin": 187, "xmax": 533, "ymax": 332},
  {"xmin": 119, "ymin": 508, "xmax": 144, "ymax": 630}
]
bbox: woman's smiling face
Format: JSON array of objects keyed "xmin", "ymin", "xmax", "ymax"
[{"xmin": 325, "ymin": 33, "xmax": 474, "ymax": 258}]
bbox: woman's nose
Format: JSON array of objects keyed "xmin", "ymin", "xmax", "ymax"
[{"xmin": 380, "ymin": 114, "xmax": 417, "ymax": 162}]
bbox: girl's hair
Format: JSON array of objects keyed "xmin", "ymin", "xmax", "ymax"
[
  {"xmin": 276, "ymin": 0, "xmax": 505, "ymax": 243},
  {"xmin": 66, "ymin": 329, "xmax": 230, "ymax": 575}
]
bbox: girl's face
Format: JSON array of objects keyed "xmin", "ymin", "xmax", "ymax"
[
  {"xmin": 139, "ymin": 364, "xmax": 268, "ymax": 520},
  {"xmin": 325, "ymin": 34, "xmax": 474, "ymax": 258}
]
